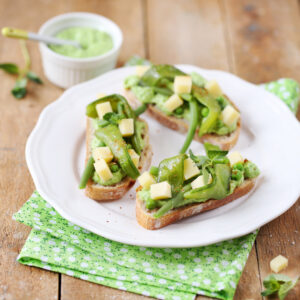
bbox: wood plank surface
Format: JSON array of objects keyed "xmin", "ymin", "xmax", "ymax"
[
  {"xmin": 0, "ymin": 0, "xmax": 300, "ymax": 299},
  {"xmin": 224, "ymin": 0, "xmax": 300, "ymax": 299}
]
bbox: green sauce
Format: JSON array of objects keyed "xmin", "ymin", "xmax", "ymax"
[{"xmin": 49, "ymin": 27, "xmax": 113, "ymax": 58}]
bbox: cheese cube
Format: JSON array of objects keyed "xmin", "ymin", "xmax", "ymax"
[
  {"xmin": 96, "ymin": 102, "xmax": 112, "ymax": 119},
  {"xmin": 270, "ymin": 255, "xmax": 288, "ymax": 273},
  {"xmin": 184, "ymin": 158, "xmax": 200, "ymax": 180},
  {"xmin": 191, "ymin": 174, "xmax": 212, "ymax": 189},
  {"xmin": 93, "ymin": 147, "xmax": 113, "ymax": 163},
  {"xmin": 227, "ymin": 151, "xmax": 243, "ymax": 167},
  {"xmin": 150, "ymin": 181, "xmax": 172, "ymax": 200},
  {"xmin": 94, "ymin": 159, "xmax": 113, "ymax": 182},
  {"xmin": 136, "ymin": 65, "xmax": 150, "ymax": 77},
  {"xmin": 174, "ymin": 76, "xmax": 192, "ymax": 94},
  {"xmin": 205, "ymin": 80, "xmax": 223, "ymax": 97},
  {"xmin": 164, "ymin": 94, "xmax": 183, "ymax": 112},
  {"xmin": 128, "ymin": 149, "xmax": 140, "ymax": 168},
  {"xmin": 138, "ymin": 171, "xmax": 156, "ymax": 189},
  {"xmin": 119, "ymin": 118, "xmax": 134, "ymax": 137},
  {"xmin": 221, "ymin": 105, "xmax": 240, "ymax": 127},
  {"xmin": 97, "ymin": 93, "xmax": 106, "ymax": 98}
]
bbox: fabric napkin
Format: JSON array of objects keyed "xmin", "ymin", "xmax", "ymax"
[{"xmin": 13, "ymin": 79, "xmax": 299, "ymax": 300}]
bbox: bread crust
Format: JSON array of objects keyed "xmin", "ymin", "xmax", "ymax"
[
  {"xmin": 136, "ymin": 178, "xmax": 256, "ymax": 230},
  {"xmin": 85, "ymin": 117, "xmax": 152, "ymax": 202},
  {"xmin": 123, "ymin": 89, "xmax": 240, "ymax": 150}
]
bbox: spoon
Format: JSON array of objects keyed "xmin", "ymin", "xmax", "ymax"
[{"xmin": 2, "ymin": 27, "xmax": 82, "ymax": 49}]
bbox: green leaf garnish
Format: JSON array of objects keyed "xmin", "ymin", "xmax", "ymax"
[
  {"xmin": 11, "ymin": 78, "xmax": 27, "ymax": 99},
  {"xmin": 26, "ymin": 71, "xmax": 43, "ymax": 84},
  {"xmin": 261, "ymin": 274, "xmax": 299, "ymax": 299},
  {"xmin": 0, "ymin": 63, "xmax": 19, "ymax": 74},
  {"xmin": 125, "ymin": 55, "xmax": 152, "ymax": 66}
]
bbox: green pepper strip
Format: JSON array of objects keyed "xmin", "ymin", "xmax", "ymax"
[
  {"xmin": 134, "ymin": 104, "xmax": 147, "ymax": 116},
  {"xmin": 179, "ymin": 100, "xmax": 198, "ymax": 154},
  {"xmin": 78, "ymin": 156, "xmax": 95, "ymax": 189},
  {"xmin": 95, "ymin": 124, "xmax": 140, "ymax": 179}
]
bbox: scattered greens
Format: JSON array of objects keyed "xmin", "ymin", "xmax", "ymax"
[
  {"xmin": 261, "ymin": 274, "xmax": 299, "ymax": 299},
  {"xmin": 124, "ymin": 55, "xmax": 152, "ymax": 66},
  {"xmin": 0, "ymin": 41, "xmax": 43, "ymax": 99}
]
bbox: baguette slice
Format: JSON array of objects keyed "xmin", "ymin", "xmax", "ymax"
[
  {"xmin": 136, "ymin": 178, "xmax": 256, "ymax": 230},
  {"xmin": 123, "ymin": 89, "xmax": 240, "ymax": 150},
  {"xmin": 85, "ymin": 117, "xmax": 152, "ymax": 201}
]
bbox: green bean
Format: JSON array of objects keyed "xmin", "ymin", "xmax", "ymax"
[
  {"xmin": 179, "ymin": 100, "xmax": 199, "ymax": 154},
  {"xmin": 78, "ymin": 156, "xmax": 95, "ymax": 189},
  {"xmin": 134, "ymin": 103, "xmax": 147, "ymax": 116}
]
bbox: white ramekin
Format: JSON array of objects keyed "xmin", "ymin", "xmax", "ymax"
[{"xmin": 38, "ymin": 12, "xmax": 123, "ymax": 88}]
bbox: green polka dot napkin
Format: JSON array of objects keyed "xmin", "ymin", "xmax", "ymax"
[{"xmin": 13, "ymin": 79, "xmax": 299, "ymax": 300}]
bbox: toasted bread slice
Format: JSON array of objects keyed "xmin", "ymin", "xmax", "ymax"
[
  {"xmin": 136, "ymin": 178, "xmax": 256, "ymax": 230},
  {"xmin": 85, "ymin": 117, "xmax": 152, "ymax": 201},
  {"xmin": 123, "ymin": 89, "xmax": 240, "ymax": 150}
]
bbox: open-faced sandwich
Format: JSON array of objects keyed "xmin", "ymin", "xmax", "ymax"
[
  {"xmin": 79, "ymin": 94, "xmax": 152, "ymax": 201},
  {"xmin": 136, "ymin": 143, "xmax": 260, "ymax": 229},
  {"xmin": 124, "ymin": 64, "xmax": 241, "ymax": 152}
]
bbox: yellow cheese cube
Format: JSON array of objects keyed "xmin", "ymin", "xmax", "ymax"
[
  {"xmin": 205, "ymin": 80, "xmax": 223, "ymax": 97},
  {"xmin": 270, "ymin": 255, "xmax": 288, "ymax": 273},
  {"xmin": 184, "ymin": 158, "xmax": 200, "ymax": 180},
  {"xmin": 94, "ymin": 159, "xmax": 113, "ymax": 182},
  {"xmin": 128, "ymin": 149, "xmax": 140, "ymax": 168},
  {"xmin": 93, "ymin": 147, "xmax": 113, "ymax": 163},
  {"xmin": 138, "ymin": 171, "xmax": 156, "ymax": 189},
  {"xmin": 174, "ymin": 76, "xmax": 192, "ymax": 94},
  {"xmin": 96, "ymin": 102, "xmax": 112, "ymax": 119},
  {"xmin": 97, "ymin": 93, "xmax": 106, "ymax": 98},
  {"xmin": 164, "ymin": 94, "xmax": 183, "ymax": 112},
  {"xmin": 136, "ymin": 65, "xmax": 150, "ymax": 77},
  {"xmin": 150, "ymin": 181, "xmax": 172, "ymax": 200},
  {"xmin": 221, "ymin": 105, "xmax": 240, "ymax": 127},
  {"xmin": 227, "ymin": 151, "xmax": 243, "ymax": 166},
  {"xmin": 119, "ymin": 118, "xmax": 134, "ymax": 137},
  {"xmin": 191, "ymin": 174, "xmax": 212, "ymax": 189}
]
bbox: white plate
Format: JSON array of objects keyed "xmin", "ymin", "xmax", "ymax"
[{"xmin": 26, "ymin": 65, "xmax": 300, "ymax": 248}]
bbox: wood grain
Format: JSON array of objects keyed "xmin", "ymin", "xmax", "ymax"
[{"xmin": 224, "ymin": 0, "xmax": 300, "ymax": 299}]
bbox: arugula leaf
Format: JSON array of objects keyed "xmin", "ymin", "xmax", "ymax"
[
  {"xmin": 189, "ymin": 149, "xmax": 209, "ymax": 167},
  {"xmin": 26, "ymin": 71, "xmax": 43, "ymax": 84},
  {"xmin": 278, "ymin": 278, "xmax": 299, "ymax": 300},
  {"xmin": 125, "ymin": 55, "xmax": 152, "ymax": 66},
  {"xmin": 11, "ymin": 78, "xmax": 27, "ymax": 99},
  {"xmin": 204, "ymin": 142, "xmax": 221, "ymax": 154},
  {"xmin": 0, "ymin": 63, "xmax": 19, "ymax": 74},
  {"xmin": 261, "ymin": 274, "xmax": 299, "ymax": 300}
]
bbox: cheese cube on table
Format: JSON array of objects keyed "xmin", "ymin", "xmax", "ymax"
[
  {"xmin": 205, "ymin": 80, "xmax": 223, "ymax": 97},
  {"xmin": 174, "ymin": 76, "xmax": 192, "ymax": 94},
  {"xmin": 136, "ymin": 65, "xmax": 150, "ymax": 77},
  {"xmin": 93, "ymin": 147, "xmax": 113, "ymax": 163},
  {"xmin": 96, "ymin": 102, "xmax": 112, "ymax": 119},
  {"xmin": 150, "ymin": 181, "xmax": 172, "ymax": 200},
  {"xmin": 191, "ymin": 174, "xmax": 212, "ymax": 189},
  {"xmin": 138, "ymin": 171, "xmax": 156, "ymax": 189},
  {"xmin": 184, "ymin": 158, "xmax": 200, "ymax": 180},
  {"xmin": 119, "ymin": 118, "xmax": 134, "ymax": 137},
  {"xmin": 128, "ymin": 149, "xmax": 140, "ymax": 168},
  {"xmin": 227, "ymin": 151, "xmax": 243, "ymax": 167},
  {"xmin": 270, "ymin": 255, "xmax": 288, "ymax": 273},
  {"xmin": 94, "ymin": 159, "xmax": 113, "ymax": 182},
  {"xmin": 221, "ymin": 105, "xmax": 240, "ymax": 127},
  {"xmin": 164, "ymin": 94, "xmax": 183, "ymax": 112}
]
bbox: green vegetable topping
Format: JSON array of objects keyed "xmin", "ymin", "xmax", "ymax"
[{"xmin": 244, "ymin": 160, "xmax": 260, "ymax": 178}]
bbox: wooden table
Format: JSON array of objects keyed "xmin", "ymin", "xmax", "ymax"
[{"xmin": 1, "ymin": 0, "xmax": 300, "ymax": 299}]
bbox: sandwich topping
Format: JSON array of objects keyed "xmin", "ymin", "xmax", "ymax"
[
  {"xmin": 137, "ymin": 143, "xmax": 259, "ymax": 218},
  {"xmin": 124, "ymin": 64, "xmax": 240, "ymax": 153},
  {"xmin": 79, "ymin": 94, "xmax": 147, "ymax": 189}
]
